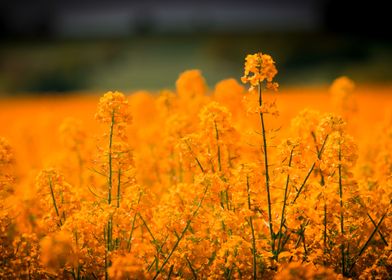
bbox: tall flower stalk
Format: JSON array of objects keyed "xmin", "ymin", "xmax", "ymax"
[
  {"xmin": 95, "ymin": 91, "xmax": 132, "ymax": 279},
  {"xmin": 242, "ymin": 52, "xmax": 278, "ymax": 253},
  {"xmin": 338, "ymin": 138, "xmax": 345, "ymax": 276},
  {"xmin": 247, "ymin": 175, "xmax": 257, "ymax": 279}
]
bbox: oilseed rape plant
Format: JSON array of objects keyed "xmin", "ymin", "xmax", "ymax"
[{"xmin": 0, "ymin": 52, "xmax": 391, "ymax": 279}]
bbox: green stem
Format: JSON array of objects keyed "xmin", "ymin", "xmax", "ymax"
[
  {"xmin": 323, "ymin": 203, "xmax": 328, "ymax": 256},
  {"xmin": 348, "ymin": 210, "xmax": 388, "ymax": 274},
  {"xmin": 338, "ymin": 141, "xmax": 345, "ymax": 276},
  {"xmin": 76, "ymin": 148, "xmax": 84, "ymax": 188},
  {"xmin": 214, "ymin": 120, "xmax": 222, "ymax": 172},
  {"xmin": 48, "ymin": 178, "xmax": 62, "ymax": 226},
  {"xmin": 276, "ymin": 148, "xmax": 294, "ymax": 258},
  {"xmin": 77, "ymin": 265, "xmax": 80, "ymax": 280},
  {"xmin": 292, "ymin": 134, "xmax": 329, "ymax": 203},
  {"xmin": 185, "ymin": 140, "xmax": 205, "ymax": 173},
  {"xmin": 104, "ymin": 110, "xmax": 115, "ymax": 267},
  {"xmin": 288, "ymin": 220, "xmax": 309, "ymax": 264},
  {"xmin": 152, "ymin": 184, "xmax": 209, "ymax": 280},
  {"xmin": 292, "ymin": 163, "xmax": 315, "ymax": 203},
  {"xmin": 107, "ymin": 216, "xmax": 113, "ymax": 252},
  {"xmin": 108, "ymin": 110, "xmax": 115, "ymax": 205},
  {"xmin": 247, "ymin": 175, "xmax": 257, "ymax": 280},
  {"xmin": 127, "ymin": 193, "xmax": 142, "ymax": 252},
  {"xmin": 302, "ymin": 226, "xmax": 308, "ymax": 259},
  {"xmin": 104, "ymin": 226, "xmax": 108, "ymax": 280},
  {"xmin": 139, "ymin": 214, "xmax": 160, "ymax": 252},
  {"xmin": 312, "ymin": 131, "xmax": 329, "ymax": 257},
  {"xmin": 366, "ymin": 212, "xmax": 388, "ymax": 246},
  {"xmin": 312, "ymin": 131, "xmax": 326, "ymax": 185},
  {"xmin": 116, "ymin": 169, "xmax": 121, "ymax": 208},
  {"xmin": 167, "ymin": 265, "xmax": 174, "ymax": 280},
  {"xmin": 258, "ymin": 82, "xmax": 274, "ymax": 253},
  {"xmin": 147, "ymin": 235, "xmax": 169, "ymax": 272},
  {"xmin": 186, "ymin": 257, "xmax": 198, "ymax": 280},
  {"xmin": 356, "ymin": 198, "xmax": 389, "ymax": 247}
]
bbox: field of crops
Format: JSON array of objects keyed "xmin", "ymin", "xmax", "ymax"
[{"xmin": 1, "ymin": 53, "xmax": 391, "ymax": 279}]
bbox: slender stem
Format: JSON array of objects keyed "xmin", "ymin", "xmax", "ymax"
[
  {"xmin": 292, "ymin": 162, "xmax": 315, "ymax": 203},
  {"xmin": 48, "ymin": 178, "xmax": 62, "ymax": 226},
  {"xmin": 70, "ymin": 268, "xmax": 77, "ymax": 279},
  {"xmin": 357, "ymin": 198, "xmax": 389, "ymax": 246},
  {"xmin": 348, "ymin": 210, "xmax": 388, "ymax": 274},
  {"xmin": 302, "ymin": 226, "xmax": 308, "ymax": 259},
  {"xmin": 321, "ymin": 171, "xmax": 328, "ymax": 258},
  {"xmin": 185, "ymin": 140, "xmax": 205, "ymax": 173},
  {"xmin": 104, "ymin": 226, "xmax": 108, "ymax": 280},
  {"xmin": 277, "ymin": 148, "xmax": 294, "ymax": 257},
  {"xmin": 247, "ymin": 175, "xmax": 257, "ymax": 280},
  {"xmin": 104, "ymin": 110, "xmax": 115, "ymax": 271},
  {"xmin": 76, "ymin": 148, "xmax": 84, "ymax": 188},
  {"xmin": 225, "ymin": 189, "xmax": 229, "ymax": 210},
  {"xmin": 258, "ymin": 82, "xmax": 274, "ymax": 253},
  {"xmin": 338, "ymin": 140, "xmax": 345, "ymax": 276},
  {"xmin": 186, "ymin": 257, "xmax": 198, "ymax": 280},
  {"xmin": 226, "ymin": 266, "xmax": 233, "ymax": 279},
  {"xmin": 292, "ymin": 134, "xmax": 329, "ymax": 203},
  {"xmin": 167, "ymin": 265, "xmax": 174, "ymax": 280},
  {"xmin": 214, "ymin": 121, "xmax": 222, "ymax": 172},
  {"xmin": 288, "ymin": 220, "xmax": 309, "ymax": 264},
  {"xmin": 152, "ymin": 184, "xmax": 209, "ymax": 280},
  {"xmin": 139, "ymin": 213, "xmax": 160, "ymax": 251},
  {"xmin": 311, "ymin": 131, "xmax": 326, "ymax": 185},
  {"xmin": 108, "ymin": 110, "xmax": 115, "ymax": 205},
  {"xmin": 179, "ymin": 158, "xmax": 184, "ymax": 182},
  {"xmin": 147, "ymin": 235, "xmax": 169, "ymax": 272},
  {"xmin": 280, "ymin": 232, "xmax": 292, "ymax": 252},
  {"xmin": 323, "ymin": 203, "xmax": 328, "ymax": 256},
  {"xmin": 366, "ymin": 212, "xmax": 388, "ymax": 246},
  {"xmin": 127, "ymin": 193, "xmax": 142, "ymax": 252},
  {"xmin": 216, "ymin": 121, "xmax": 229, "ymax": 210},
  {"xmin": 312, "ymin": 131, "xmax": 329, "ymax": 258},
  {"xmin": 107, "ymin": 217, "xmax": 113, "ymax": 252},
  {"xmin": 73, "ymin": 231, "xmax": 81, "ymax": 280},
  {"xmin": 77, "ymin": 265, "xmax": 80, "ymax": 280},
  {"xmin": 318, "ymin": 134, "xmax": 329, "ymax": 157},
  {"xmin": 116, "ymin": 169, "xmax": 121, "ymax": 208}
]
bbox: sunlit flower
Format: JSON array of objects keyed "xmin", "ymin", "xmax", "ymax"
[{"xmin": 241, "ymin": 52, "xmax": 279, "ymax": 90}]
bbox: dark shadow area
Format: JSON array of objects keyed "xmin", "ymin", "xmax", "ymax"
[{"xmin": 0, "ymin": 0, "xmax": 390, "ymax": 95}]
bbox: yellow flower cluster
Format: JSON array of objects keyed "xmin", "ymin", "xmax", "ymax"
[
  {"xmin": 0, "ymin": 137, "xmax": 13, "ymax": 164},
  {"xmin": 0, "ymin": 53, "xmax": 391, "ymax": 280},
  {"xmin": 0, "ymin": 137, "xmax": 14, "ymax": 197},
  {"xmin": 241, "ymin": 52, "xmax": 279, "ymax": 91},
  {"xmin": 95, "ymin": 91, "xmax": 132, "ymax": 124}
]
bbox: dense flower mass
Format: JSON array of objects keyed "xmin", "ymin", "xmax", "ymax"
[
  {"xmin": 0, "ymin": 53, "xmax": 391, "ymax": 280},
  {"xmin": 241, "ymin": 52, "xmax": 279, "ymax": 90},
  {"xmin": 95, "ymin": 91, "xmax": 132, "ymax": 126},
  {"xmin": 0, "ymin": 137, "xmax": 14, "ymax": 197}
]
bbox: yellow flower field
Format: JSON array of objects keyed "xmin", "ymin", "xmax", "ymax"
[{"xmin": 0, "ymin": 53, "xmax": 391, "ymax": 279}]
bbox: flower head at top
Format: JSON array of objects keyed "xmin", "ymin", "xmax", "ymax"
[
  {"xmin": 95, "ymin": 91, "xmax": 131, "ymax": 125},
  {"xmin": 241, "ymin": 52, "xmax": 278, "ymax": 91}
]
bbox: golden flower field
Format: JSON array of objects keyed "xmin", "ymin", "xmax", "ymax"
[{"xmin": 0, "ymin": 53, "xmax": 391, "ymax": 279}]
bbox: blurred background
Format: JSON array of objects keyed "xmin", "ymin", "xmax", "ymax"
[{"xmin": 0, "ymin": 0, "xmax": 390, "ymax": 96}]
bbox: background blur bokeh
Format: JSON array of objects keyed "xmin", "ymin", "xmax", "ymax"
[{"xmin": 0, "ymin": 0, "xmax": 390, "ymax": 96}]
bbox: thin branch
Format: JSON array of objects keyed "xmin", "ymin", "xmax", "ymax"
[
  {"xmin": 348, "ymin": 210, "xmax": 388, "ymax": 274},
  {"xmin": 152, "ymin": 184, "xmax": 209, "ymax": 280}
]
